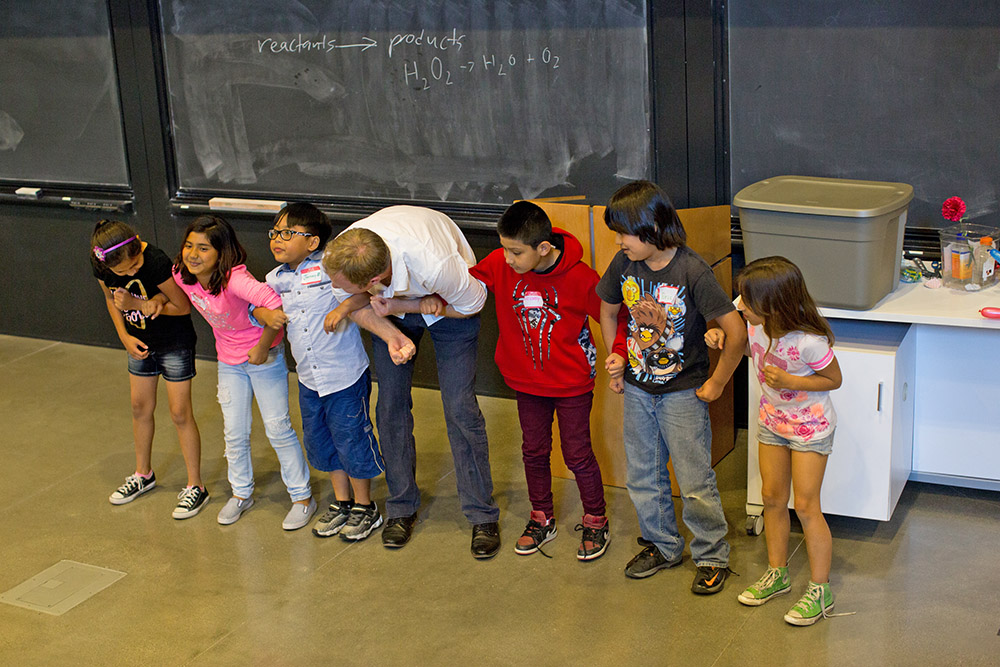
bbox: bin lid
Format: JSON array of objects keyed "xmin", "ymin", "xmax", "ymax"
[{"xmin": 733, "ymin": 175, "xmax": 914, "ymax": 218}]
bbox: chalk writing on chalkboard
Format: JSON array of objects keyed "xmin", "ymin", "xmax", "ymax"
[{"xmin": 158, "ymin": 0, "xmax": 650, "ymax": 206}]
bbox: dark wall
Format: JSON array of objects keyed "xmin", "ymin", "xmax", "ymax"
[{"xmin": 0, "ymin": 0, "xmax": 727, "ymax": 398}]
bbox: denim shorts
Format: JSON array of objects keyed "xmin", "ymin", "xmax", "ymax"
[
  {"xmin": 298, "ymin": 369, "xmax": 384, "ymax": 479},
  {"xmin": 127, "ymin": 347, "xmax": 196, "ymax": 382},
  {"xmin": 757, "ymin": 425, "xmax": 834, "ymax": 456}
]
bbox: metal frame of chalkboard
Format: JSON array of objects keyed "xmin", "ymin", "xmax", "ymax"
[{"xmin": 151, "ymin": 0, "xmax": 668, "ymax": 228}]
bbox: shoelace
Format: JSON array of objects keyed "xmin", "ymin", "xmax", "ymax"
[
  {"xmin": 117, "ymin": 474, "xmax": 143, "ymax": 495},
  {"xmin": 574, "ymin": 522, "xmax": 604, "ymax": 552},
  {"xmin": 751, "ymin": 567, "xmax": 786, "ymax": 595},
  {"xmin": 795, "ymin": 583, "xmax": 856, "ymax": 619},
  {"xmin": 519, "ymin": 520, "xmax": 554, "ymax": 559},
  {"xmin": 345, "ymin": 507, "xmax": 374, "ymax": 527},
  {"xmin": 175, "ymin": 486, "xmax": 201, "ymax": 509},
  {"xmin": 318, "ymin": 505, "xmax": 347, "ymax": 523}
]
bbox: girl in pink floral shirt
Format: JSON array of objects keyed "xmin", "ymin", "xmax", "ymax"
[{"xmin": 706, "ymin": 256, "xmax": 843, "ymax": 627}]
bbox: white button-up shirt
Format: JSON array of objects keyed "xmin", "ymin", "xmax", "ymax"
[{"xmin": 333, "ymin": 206, "xmax": 486, "ymax": 326}]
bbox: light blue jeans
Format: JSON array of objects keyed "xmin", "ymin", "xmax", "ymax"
[
  {"xmin": 217, "ymin": 347, "xmax": 311, "ymax": 502},
  {"xmin": 623, "ymin": 383, "xmax": 729, "ymax": 567}
]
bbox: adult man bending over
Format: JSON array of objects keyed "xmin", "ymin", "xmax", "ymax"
[{"xmin": 323, "ymin": 205, "xmax": 501, "ymax": 559}]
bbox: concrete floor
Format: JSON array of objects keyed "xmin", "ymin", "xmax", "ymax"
[{"xmin": 1, "ymin": 334, "xmax": 999, "ymax": 666}]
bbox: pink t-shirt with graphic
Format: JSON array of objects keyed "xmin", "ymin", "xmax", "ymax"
[
  {"xmin": 172, "ymin": 265, "xmax": 283, "ymax": 366},
  {"xmin": 748, "ymin": 324, "xmax": 836, "ymax": 444}
]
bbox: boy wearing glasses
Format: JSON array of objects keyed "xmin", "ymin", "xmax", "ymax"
[{"xmin": 255, "ymin": 203, "xmax": 409, "ymax": 541}]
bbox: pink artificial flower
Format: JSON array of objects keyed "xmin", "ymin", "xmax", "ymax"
[{"xmin": 942, "ymin": 196, "xmax": 967, "ymax": 222}]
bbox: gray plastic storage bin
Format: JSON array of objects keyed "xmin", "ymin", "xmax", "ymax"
[{"xmin": 735, "ymin": 175, "xmax": 914, "ymax": 310}]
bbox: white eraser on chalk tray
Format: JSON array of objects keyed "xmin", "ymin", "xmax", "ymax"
[
  {"xmin": 209, "ymin": 197, "xmax": 286, "ymax": 213},
  {"xmin": 15, "ymin": 187, "xmax": 41, "ymax": 198}
]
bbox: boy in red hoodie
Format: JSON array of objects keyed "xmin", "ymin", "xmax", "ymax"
[{"xmin": 470, "ymin": 201, "xmax": 610, "ymax": 560}]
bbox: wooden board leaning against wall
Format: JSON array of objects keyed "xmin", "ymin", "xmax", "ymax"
[{"xmin": 529, "ymin": 200, "xmax": 735, "ymax": 491}]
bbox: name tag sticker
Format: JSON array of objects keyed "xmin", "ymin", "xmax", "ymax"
[
  {"xmin": 300, "ymin": 266, "xmax": 323, "ymax": 286},
  {"xmin": 655, "ymin": 285, "xmax": 678, "ymax": 304},
  {"xmin": 523, "ymin": 291, "xmax": 544, "ymax": 308}
]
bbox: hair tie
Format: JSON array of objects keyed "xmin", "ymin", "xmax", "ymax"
[{"xmin": 94, "ymin": 235, "xmax": 137, "ymax": 262}]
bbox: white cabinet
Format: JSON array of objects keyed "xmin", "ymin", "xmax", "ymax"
[{"xmin": 746, "ymin": 320, "xmax": 916, "ymax": 524}]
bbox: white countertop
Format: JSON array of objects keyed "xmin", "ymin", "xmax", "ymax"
[{"xmin": 819, "ymin": 281, "xmax": 1000, "ymax": 329}]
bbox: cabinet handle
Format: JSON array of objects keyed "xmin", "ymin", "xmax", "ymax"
[{"xmin": 876, "ymin": 382, "xmax": 883, "ymax": 412}]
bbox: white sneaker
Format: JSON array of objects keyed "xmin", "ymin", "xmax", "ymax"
[
  {"xmin": 282, "ymin": 497, "xmax": 317, "ymax": 531},
  {"xmin": 217, "ymin": 496, "xmax": 254, "ymax": 525}
]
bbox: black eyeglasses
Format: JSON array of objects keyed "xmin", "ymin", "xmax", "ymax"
[{"xmin": 268, "ymin": 228, "xmax": 314, "ymax": 241}]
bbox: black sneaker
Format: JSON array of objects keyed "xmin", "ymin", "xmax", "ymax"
[
  {"xmin": 313, "ymin": 500, "xmax": 354, "ymax": 537},
  {"xmin": 109, "ymin": 472, "xmax": 156, "ymax": 505},
  {"xmin": 172, "ymin": 486, "xmax": 209, "ymax": 519},
  {"xmin": 382, "ymin": 513, "xmax": 417, "ymax": 549},
  {"xmin": 340, "ymin": 502, "xmax": 383, "ymax": 541},
  {"xmin": 624, "ymin": 538, "xmax": 682, "ymax": 579},
  {"xmin": 575, "ymin": 514, "xmax": 610, "ymax": 561},
  {"xmin": 691, "ymin": 565, "xmax": 733, "ymax": 595},
  {"xmin": 514, "ymin": 511, "xmax": 557, "ymax": 556},
  {"xmin": 471, "ymin": 522, "xmax": 501, "ymax": 560}
]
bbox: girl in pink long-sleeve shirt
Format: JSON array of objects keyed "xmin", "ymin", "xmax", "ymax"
[{"xmin": 173, "ymin": 216, "xmax": 316, "ymax": 531}]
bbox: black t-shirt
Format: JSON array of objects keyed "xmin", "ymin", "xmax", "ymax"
[
  {"xmin": 596, "ymin": 245, "xmax": 734, "ymax": 394},
  {"xmin": 94, "ymin": 244, "xmax": 197, "ymax": 352}
]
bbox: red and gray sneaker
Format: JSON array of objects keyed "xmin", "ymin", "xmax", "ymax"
[
  {"xmin": 575, "ymin": 514, "xmax": 610, "ymax": 561},
  {"xmin": 514, "ymin": 510, "xmax": 557, "ymax": 556}
]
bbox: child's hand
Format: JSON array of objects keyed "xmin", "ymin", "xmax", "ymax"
[
  {"xmin": 124, "ymin": 335, "xmax": 149, "ymax": 360},
  {"xmin": 370, "ymin": 295, "xmax": 398, "ymax": 318},
  {"xmin": 388, "ymin": 333, "xmax": 417, "ymax": 365},
  {"xmin": 324, "ymin": 308, "xmax": 347, "ymax": 333},
  {"xmin": 139, "ymin": 299, "xmax": 163, "ymax": 320},
  {"xmin": 763, "ymin": 365, "xmax": 793, "ymax": 390},
  {"xmin": 255, "ymin": 306, "xmax": 288, "ymax": 331},
  {"xmin": 695, "ymin": 378, "xmax": 724, "ymax": 402},
  {"xmin": 419, "ymin": 295, "xmax": 445, "ymax": 316},
  {"xmin": 704, "ymin": 327, "xmax": 726, "ymax": 350},
  {"xmin": 112, "ymin": 288, "xmax": 140, "ymax": 312},
  {"xmin": 247, "ymin": 343, "xmax": 270, "ymax": 365},
  {"xmin": 608, "ymin": 376, "xmax": 624, "ymax": 394},
  {"xmin": 605, "ymin": 353, "xmax": 626, "ymax": 379}
]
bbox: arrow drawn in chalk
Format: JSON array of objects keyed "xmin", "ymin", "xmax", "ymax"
[{"xmin": 335, "ymin": 37, "xmax": 377, "ymax": 51}]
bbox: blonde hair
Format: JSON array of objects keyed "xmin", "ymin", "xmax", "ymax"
[{"xmin": 322, "ymin": 227, "xmax": 390, "ymax": 287}]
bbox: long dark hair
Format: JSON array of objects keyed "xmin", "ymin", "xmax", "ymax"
[
  {"xmin": 90, "ymin": 219, "xmax": 141, "ymax": 272},
  {"xmin": 736, "ymin": 256, "xmax": 834, "ymax": 346},
  {"xmin": 174, "ymin": 215, "xmax": 246, "ymax": 296}
]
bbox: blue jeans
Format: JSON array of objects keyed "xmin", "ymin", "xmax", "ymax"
[
  {"xmin": 370, "ymin": 313, "xmax": 498, "ymax": 524},
  {"xmin": 217, "ymin": 347, "xmax": 311, "ymax": 502},
  {"xmin": 623, "ymin": 383, "xmax": 729, "ymax": 567}
]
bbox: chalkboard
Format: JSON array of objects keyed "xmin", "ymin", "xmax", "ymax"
[
  {"xmin": 157, "ymin": 0, "xmax": 650, "ymax": 207},
  {"xmin": 0, "ymin": 1, "xmax": 129, "ymax": 188},
  {"xmin": 728, "ymin": 1, "xmax": 1000, "ymax": 229}
]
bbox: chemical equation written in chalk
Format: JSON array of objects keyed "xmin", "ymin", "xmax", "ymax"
[{"xmin": 254, "ymin": 29, "xmax": 561, "ymax": 91}]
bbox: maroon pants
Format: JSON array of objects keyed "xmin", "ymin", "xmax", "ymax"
[{"xmin": 515, "ymin": 390, "xmax": 606, "ymax": 518}]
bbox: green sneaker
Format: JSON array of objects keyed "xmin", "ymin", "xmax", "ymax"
[
  {"xmin": 737, "ymin": 566, "xmax": 791, "ymax": 606},
  {"xmin": 784, "ymin": 581, "xmax": 835, "ymax": 626}
]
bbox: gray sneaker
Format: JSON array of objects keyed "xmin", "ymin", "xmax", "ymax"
[
  {"xmin": 313, "ymin": 500, "xmax": 353, "ymax": 537},
  {"xmin": 340, "ymin": 503, "xmax": 383, "ymax": 542},
  {"xmin": 217, "ymin": 496, "xmax": 254, "ymax": 525},
  {"xmin": 282, "ymin": 497, "xmax": 317, "ymax": 531}
]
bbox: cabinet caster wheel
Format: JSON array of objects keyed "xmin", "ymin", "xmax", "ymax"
[{"xmin": 746, "ymin": 514, "xmax": 764, "ymax": 536}]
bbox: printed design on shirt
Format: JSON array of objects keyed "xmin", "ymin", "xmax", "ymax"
[
  {"xmin": 621, "ymin": 276, "xmax": 686, "ymax": 384},
  {"xmin": 578, "ymin": 324, "xmax": 597, "ymax": 379},
  {"xmin": 751, "ymin": 340, "xmax": 830, "ymax": 441},
  {"xmin": 122, "ymin": 279, "xmax": 150, "ymax": 330},
  {"xmin": 511, "ymin": 281, "xmax": 561, "ymax": 369},
  {"xmin": 189, "ymin": 292, "xmax": 234, "ymax": 330}
]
